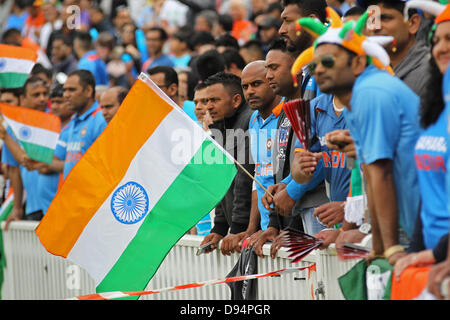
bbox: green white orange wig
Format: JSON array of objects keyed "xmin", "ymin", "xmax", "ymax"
[{"xmin": 291, "ymin": 7, "xmax": 394, "ymax": 87}]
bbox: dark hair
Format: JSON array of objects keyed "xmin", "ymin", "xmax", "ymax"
[
  {"xmin": 343, "ymin": 6, "xmax": 366, "ymax": 18},
  {"xmin": 50, "ymin": 84, "xmax": 65, "ymax": 98},
  {"xmin": 420, "ymin": 55, "xmax": 444, "ymax": 128},
  {"xmin": 241, "ymin": 39, "xmax": 265, "ymax": 55},
  {"xmin": 67, "ymin": 69, "xmax": 96, "ymax": 98},
  {"xmin": 22, "ymin": 75, "xmax": 49, "ymax": 96},
  {"xmin": 74, "ymin": 31, "xmax": 93, "ymax": 51},
  {"xmin": 215, "ymin": 34, "xmax": 240, "ymax": 51},
  {"xmin": 194, "ymin": 81, "xmax": 208, "ymax": 92},
  {"xmin": 147, "ymin": 27, "xmax": 168, "ymax": 41},
  {"xmin": 172, "ymin": 28, "xmax": 194, "ymax": 50},
  {"xmin": 190, "ymin": 31, "xmax": 215, "ymax": 49},
  {"xmin": 267, "ymin": 37, "xmax": 296, "ymax": 57},
  {"xmin": 147, "ymin": 66, "xmax": 179, "ymax": 86},
  {"xmin": 282, "ymin": 0, "xmax": 327, "ymax": 23},
  {"xmin": 217, "ymin": 14, "xmax": 234, "ymax": 32},
  {"xmin": 116, "ymin": 87, "xmax": 128, "ymax": 105},
  {"xmin": 1, "ymin": 28, "xmax": 21, "ymax": 44},
  {"xmin": 267, "ymin": 2, "xmax": 282, "ymax": 14},
  {"xmin": 222, "ymin": 49, "xmax": 246, "ymax": 71},
  {"xmin": 31, "ymin": 63, "xmax": 53, "ymax": 80},
  {"xmin": 204, "ymin": 71, "xmax": 244, "ymax": 101},
  {"xmin": 0, "ymin": 87, "xmax": 22, "ymax": 99},
  {"xmin": 195, "ymin": 49, "xmax": 226, "ymax": 81},
  {"xmin": 52, "ymin": 33, "xmax": 73, "ymax": 47}
]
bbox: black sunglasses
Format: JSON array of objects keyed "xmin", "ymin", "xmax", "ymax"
[{"xmin": 307, "ymin": 55, "xmax": 336, "ymax": 75}]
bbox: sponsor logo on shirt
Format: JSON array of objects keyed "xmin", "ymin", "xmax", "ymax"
[{"xmin": 415, "ymin": 136, "xmax": 447, "ymax": 153}]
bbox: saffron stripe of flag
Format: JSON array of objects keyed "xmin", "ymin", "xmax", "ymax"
[
  {"xmin": 0, "ymin": 44, "xmax": 38, "ymax": 89},
  {"xmin": 36, "ymin": 73, "xmax": 237, "ymax": 297},
  {"xmin": 68, "ymin": 264, "xmax": 317, "ymax": 300},
  {"xmin": 0, "ymin": 103, "xmax": 61, "ymax": 164}
]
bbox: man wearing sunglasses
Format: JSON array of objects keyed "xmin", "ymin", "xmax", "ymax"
[{"xmin": 299, "ymin": 34, "xmax": 421, "ymax": 265}]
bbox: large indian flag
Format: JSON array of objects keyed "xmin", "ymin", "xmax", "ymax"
[
  {"xmin": 0, "ymin": 44, "xmax": 38, "ymax": 89},
  {"xmin": 0, "ymin": 103, "xmax": 61, "ymax": 164},
  {"xmin": 36, "ymin": 73, "xmax": 237, "ymax": 296}
]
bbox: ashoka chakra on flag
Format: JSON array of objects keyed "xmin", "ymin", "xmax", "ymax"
[{"xmin": 111, "ymin": 181, "xmax": 149, "ymax": 224}]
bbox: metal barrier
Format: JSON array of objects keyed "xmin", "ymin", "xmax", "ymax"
[{"xmin": 1, "ymin": 221, "xmax": 358, "ymax": 300}]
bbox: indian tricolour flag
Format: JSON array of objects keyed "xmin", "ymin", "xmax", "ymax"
[
  {"xmin": 0, "ymin": 103, "xmax": 61, "ymax": 164},
  {"xmin": 36, "ymin": 73, "xmax": 237, "ymax": 297},
  {"xmin": 0, "ymin": 44, "xmax": 37, "ymax": 89}
]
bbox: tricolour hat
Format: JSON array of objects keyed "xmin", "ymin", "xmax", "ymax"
[{"xmin": 291, "ymin": 7, "xmax": 394, "ymax": 86}]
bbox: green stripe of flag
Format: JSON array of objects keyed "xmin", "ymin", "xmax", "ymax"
[
  {"xmin": 0, "ymin": 73, "xmax": 29, "ymax": 89},
  {"xmin": 97, "ymin": 139, "xmax": 237, "ymax": 297},
  {"xmin": 20, "ymin": 141, "xmax": 55, "ymax": 164}
]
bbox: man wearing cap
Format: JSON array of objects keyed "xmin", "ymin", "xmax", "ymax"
[
  {"xmin": 258, "ymin": 17, "xmax": 282, "ymax": 52},
  {"xmin": 358, "ymin": 0, "xmax": 430, "ymax": 97},
  {"xmin": 291, "ymin": 12, "xmax": 421, "ymax": 265}
]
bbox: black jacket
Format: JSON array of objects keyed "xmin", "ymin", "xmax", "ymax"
[{"xmin": 210, "ymin": 104, "xmax": 255, "ymax": 236}]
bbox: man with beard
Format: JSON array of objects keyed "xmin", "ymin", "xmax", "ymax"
[
  {"xmin": 249, "ymin": 39, "xmax": 328, "ymax": 258},
  {"xmin": 199, "ymin": 72, "xmax": 254, "ymax": 256},
  {"xmin": 219, "ymin": 61, "xmax": 283, "ymax": 254},
  {"xmin": 290, "ymin": 15, "xmax": 421, "ymax": 265},
  {"xmin": 279, "ymin": 0, "xmax": 328, "ymax": 100}
]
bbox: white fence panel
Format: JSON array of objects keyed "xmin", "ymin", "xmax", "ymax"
[{"xmin": 1, "ymin": 221, "xmax": 358, "ymax": 300}]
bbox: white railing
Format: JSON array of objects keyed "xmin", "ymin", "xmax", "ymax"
[{"xmin": 1, "ymin": 221, "xmax": 358, "ymax": 300}]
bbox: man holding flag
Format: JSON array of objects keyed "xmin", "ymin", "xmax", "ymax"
[{"xmin": 0, "ymin": 75, "xmax": 58, "ymax": 226}]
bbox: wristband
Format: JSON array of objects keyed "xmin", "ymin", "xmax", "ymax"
[
  {"xmin": 294, "ymin": 148, "xmax": 305, "ymax": 153},
  {"xmin": 384, "ymin": 245, "xmax": 405, "ymax": 259},
  {"xmin": 370, "ymin": 250, "xmax": 385, "ymax": 259}
]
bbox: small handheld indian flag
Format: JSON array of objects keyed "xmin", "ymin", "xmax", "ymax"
[
  {"xmin": 36, "ymin": 73, "xmax": 237, "ymax": 297},
  {"xmin": 0, "ymin": 44, "xmax": 38, "ymax": 89},
  {"xmin": 0, "ymin": 103, "xmax": 61, "ymax": 164}
]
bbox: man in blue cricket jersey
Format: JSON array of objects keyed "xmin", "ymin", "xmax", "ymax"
[
  {"xmin": 219, "ymin": 60, "xmax": 283, "ymax": 255},
  {"xmin": 73, "ymin": 31, "xmax": 109, "ymax": 86},
  {"xmin": 291, "ymin": 94, "xmax": 351, "ymax": 230},
  {"xmin": 60, "ymin": 69, "xmax": 107, "ymax": 180},
  {"xmin": 1, "ymin": 76, "xmax": 50, "ymax": 227},
  {"xmin": 249, "ymin": 38, "xmax": 328, "ymax": 259},
  {"xmin": 305, "ymin": 37, "xmax": 421, "ymax": 265}
]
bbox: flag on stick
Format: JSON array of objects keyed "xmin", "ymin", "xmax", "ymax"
[
  {"xmin": 0, "ymin": 44, "xmax": 38, "ymax": 89},
  {"xmin": 0, "ymin": 103, "xmax": 61, "ymax": 164},
  {"xmin": 35, "ymin": 73, "xmax": 237, "ymax": 296}
]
